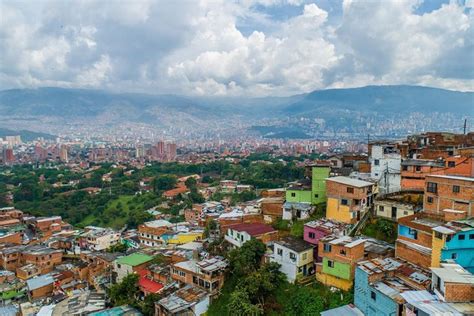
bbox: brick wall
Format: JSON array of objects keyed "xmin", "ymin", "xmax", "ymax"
[
  {"xmin": 424, "ymin": 176, "xmax": 474, "ymax": 217},
  {"xmin": 444, "ymin": 283, "xmax": 474, "ymax": 302},
  {"xmin": 395, "ymin": 241, "xmax": 431, "ymax": 269}
]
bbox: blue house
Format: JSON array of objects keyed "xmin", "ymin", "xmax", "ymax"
[
  {"xmin": 354, "ymin": 258, "xmax": 431, "ymax": 316},
  {"xmin": 439, "ymin": 222, "xmax": 474, "ymax": 273}
]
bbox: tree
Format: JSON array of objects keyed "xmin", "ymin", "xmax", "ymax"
[
  {"xmin": 141, "ymin": 293, "xmax": 162, "ymax": 316},
  {"xmin": 107, "ymin": 243, "xmax": 127, "ymax": 253},
  {"xmin": 109, "ymin": 273, "xmax": 140, "ymax": 306},
  {"xmin": 184, "ymin": 177, "xmax": 197, "ymax": 189},
  {"xmin": 228, "ymin": 287, "xmax": 263, "ymax": 316},
  {"xmin": 228, "ymin": 239, "xmax": 266, "ymax": 276},
  {"xmin": 153, "ymin": 175, "xmax": 177, "ymax": 192}
]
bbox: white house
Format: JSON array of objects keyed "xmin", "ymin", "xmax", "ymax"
[
  {"xmin": 224, "ymin": 223, "xmax": 277, "ymax": 248},
  {"xmin": 81, "ymin": 226, "xmax": 120, "ymax": 251},
  {"xmin": 370, "ymin": 144, "xmax": 401, "ymax": 194},
  {"xmin": 282, "ymin": 202, "xmax": 313, "ymax": 221},
  {"xmin": 270, "ymin": 236, "xmax": 314, "ymax": 283}
]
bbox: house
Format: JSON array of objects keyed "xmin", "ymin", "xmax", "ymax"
[
  {"xmin": 171, "ymin": 257, "xmax": 228, "ymax": 296},
  {"xmin": 224, "ymin": 223, "xmax": 278, "ymax": 248},
  {"xmin": 354, "ymin": 257, "xmax": 431, "ymax": 316},
  {"xmin": 431, "ymin": 262, "xmax": 474, "ymax": 303},
  {"xmin": 138, "ymin": 270, "xmax": 164, "ymax": 297},
  {"xmin": 374, "ymin": 191, "xmax": 423, "ymax": 221},
  {"xmin": 219, "ymin": 180, "xmax": 238, "ymax": 193},
  {"xmin": 401, "ymin": 290, "xmax": 474, "ymax": 315},
  {"xmin": 270, "ymin": 236, "xmax": 314, "ymax": 283},
  {"xmin": 424, "ymin": 175, "xmax": 474, "ymax": 218},
  {"xmin": 309, "ymin": 164, "xmax": 331, "ymax": 205},
  {"xmin": 114, "ymin": 253, "xmax": 154, "ymax": 282},
  {"xmin": 370, "ymin": 143, "xmax": 401, "ymax": 194},
  {"xmin": 26, "ymin": 273, "xmax": 55, "ymax": 299},
  {"xmin": 79, "ymin": 226, "xmax": 121, "ymax": 251},
  {"xmin": 156, "ymin": 285, "xmax": 209, "ymax": 316},
  {"xmin": 260, "ymin": 197, "xmax": 285, "ymax": 223},
  {"xmin": 0, "ymin": 245, "xmax": 63, "ymax": 273},
  {"xmin": 167, "ymin": 231, "xmax": 204, "ymax": 245},
  {"xmin": 138, "ymin": 220, "xmax": 173, "ymax": 247},
  {"xmin": 285, "ymin": 181, "xmax": 312, "ymax": 204},
  {"xmin": 326, "ymin": 176, "xmax": 374, "ymax": 224},
  {"xmin": 401, "ymin": 159, "xmax": 445, "ymax": 191},
  {"xmin": 303, "ymin": 219, "xmax": 350, "ymax": 261},
  {"xmin": 395, "ymin": 213, "xmax": 442, "ymax": 269},
  {"xmin": 282, "ymin": 202, "xmax": 313, "ymax": 221},
  {"xmin": 431, "ymin": 217, "xmax": 474, "ymax": 273},
  {"xmin": 316, "ymin": 235, "xmax": 366, "ymax": 290}
]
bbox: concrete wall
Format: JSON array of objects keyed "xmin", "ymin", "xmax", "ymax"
[{"xmin": 286, "ymin": 190, "xmax": 312, "ymax": 203}]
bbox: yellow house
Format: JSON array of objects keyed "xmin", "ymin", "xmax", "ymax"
[{"xmin": 325, "ymin": 177, "xmax": 374, "ymax": 224}]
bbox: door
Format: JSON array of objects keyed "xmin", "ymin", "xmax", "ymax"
[{"xmin": 391, "ymin": 207, "xmax": 397, "ymax": 219}]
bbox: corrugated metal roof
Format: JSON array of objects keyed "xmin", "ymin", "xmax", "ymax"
[
  {"xmin": 321, "ymin": 304, "xmax": 364, "ymax": 316},
  {"xmin": 326, "ymin": 176, "xmax": 374, "ymax": 187}
]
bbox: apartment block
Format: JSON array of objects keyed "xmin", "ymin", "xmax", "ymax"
[
  {"xmin": 138, "ymin": 220, "xmax": 173, "ymax": 247},
  {"xmin": 79, "ymin": 226, "xmax": 121, "ymax": 251}
]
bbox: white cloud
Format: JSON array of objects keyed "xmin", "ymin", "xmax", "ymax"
[{"xmin": 0, "ymin": 0, "xmax": 472, "ymax": 95}]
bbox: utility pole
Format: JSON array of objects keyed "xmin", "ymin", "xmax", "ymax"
[{"xmin": 464, "ymin": 119, "xmax": 467, "ymax": 135}]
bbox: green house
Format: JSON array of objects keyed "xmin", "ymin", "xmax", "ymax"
[
  {"xmin": 286, "ymin": 188, "xmax": 312, "ymax": 203},
  {"xmin": 311, "ymin": 165, "xmax": 330, "ymax": 204}
]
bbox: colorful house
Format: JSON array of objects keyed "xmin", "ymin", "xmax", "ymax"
[
  {"xmin": 316, "ymin": 235, "xmax": 366, "ymax": 291},
  {"xmin": 167, "ymin": 231, "xmax": 204, "ymax": 245},
  {"xmin": 431, "ymin": 218, "xmax": 474, "ymax": 273},
  {"xmin": 354, "ymin": 258, "xmax": 430, "ymax": 316},
  {"xmin": 114, "ymin": 253, "xmax": 154, "ymax": 282},
  {"xmin": 431, "ymin": 262, "xmax": 474, "ymax": 303},
  {"xmin": 326, "ymin": 176, "xmax": 374, "ymax": 224},
  {"xmin": 310, "ymin": 164, "xmax": 331, "ymax": 204},
  {"xmin": 303, "ymin": 219, "xmax": 350, "ymax": 261}
]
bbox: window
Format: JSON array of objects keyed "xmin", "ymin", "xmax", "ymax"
[
  {"xmin": 340, "ymin": 249, "xmax": 346, "ymax": 256},
  {"xmin": 327, "ymin": 260, "xmax": 334, "ymax": 268},
  {"xmin": 371, "ymin": 291, "xmax": 376, "ymax": 301},
  {"xmin": 277, "ymin": 248, "xmax": 283, "ymax": 256},
  {"xmin": 453, "ymin": 185, "xmax": 460, "ymax": 193},
  {"xmin": 374, "ymin": 159, "xmax": 380, "ymax": 166},
  {"xmin": 416, "ymin": 166, "xmax": 421, "ymax": 172},
  {"xmin": 341, "ymin": 199, "xmax": 348, "ymax": 206},
  {"xmin": 404, "ymin": 211, "xmax": 408, "ymax": 215},
  {"xmin": 458, "ymin": 234, "xmax": 465, "ymax": 240},
  {"xmin": 402, "ymin": 165, "xmax": 408, "ymax": 171},
  {"xmin": 379, "ymin": 206, "xmax": 384, "ymax": 213},
  {"xmin": 427, "ymin": 182, "xmax": 438, "ymax": 193},
  {"xmin": 409, "ymin": 228, "xmax": 418, "ymax": 239},
  {"xmin": 434, "ymin": 231, "xmax": 443, "ymax": 239},
  {"xmin": 289, "ymin": 252, "xmax": 296, "ymax": 261},
  {"xmin": 470, "ymin": 234, "xmax": 474, "ymax": 240},
  {"xmin": 308, "ymin": 232, "xmax": 315, "ymax": 239},
  {"xmin": 323, "ymin": 243, "xmax": 332, "ymax": 252},
  {"xmin": 302, "ymin": 253, "xmax": 307, "ymax": 260},
  {"xmin": 291, "ymin": 192, "xmax": 296, "ymax": 197},
  {"xmin": 451, "ymin": 253, "xmax": 457, "ymax": 260},
  {"xmin": 347, "ymin": 187, "xmax": 354, "ymax": 194},
  {"xmin": 447, "ymin": 161, "xmax": 455, "ymax": 168},
  {"xmin": 193, "ymin": 276, "xmax": 198, "ymax": 284},
  {"xmin": 314, "ymin": 194, "xmax": 319, "ymax": 198},
  {"xmin": 427, "ymin": 196, "xmax": 434, "ymax": 203}
]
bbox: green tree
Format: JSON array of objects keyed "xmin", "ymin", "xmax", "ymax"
[
  {"xmin": 228, "ymin": 287, "xmax": 262, "ymax": 316},
  {"xmin": 184, "ymin": 177, "xmax": 197, "ymax": 189},
  {"xmin": 228, "ymin": 239, "xmax": 266, "ymax": 276},
  {"xmin": 153, "ymin": 175, "xmax": 177, "ymax": 192},
  {"xmin": 109, "ymin": 274, "xmax": 140, "ymax": 306}
]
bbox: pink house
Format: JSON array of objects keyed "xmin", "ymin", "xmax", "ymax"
[{"xmin": 303, "ymin": 219, "xmax": 350, "ymax": 261}]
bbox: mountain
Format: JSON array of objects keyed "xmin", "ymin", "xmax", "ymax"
[
  {"xmin": 0, "ymin": 86, "xmax": 472, "ymax": 138},
  {"xmin": 0, "ymin": 128, "xmax": 56, "ymax": 141},
  {"xmin": 283, "ymin": 85, "xmax": 473, "ymax": 117}
]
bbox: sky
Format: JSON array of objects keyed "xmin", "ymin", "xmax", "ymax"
[{"xmin": 1, "ymin": 0, "xmax": 473, "ymax": 96}]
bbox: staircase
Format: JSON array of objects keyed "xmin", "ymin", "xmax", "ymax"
[{"xmin": 349, "ymin": 207, "xmax": 372, "ymax": 237}]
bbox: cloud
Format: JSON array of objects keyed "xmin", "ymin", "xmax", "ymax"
[{"xmin": 0, "ymin": 0, "xmax": 472, "ymax": 95}]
